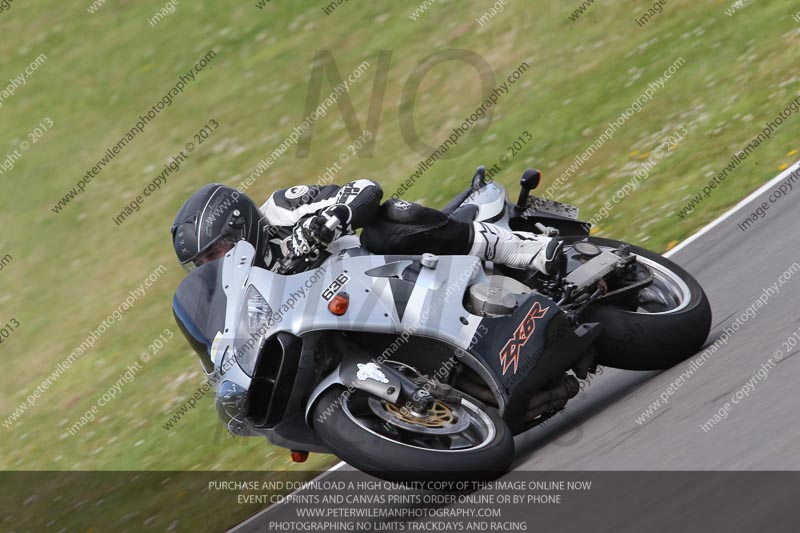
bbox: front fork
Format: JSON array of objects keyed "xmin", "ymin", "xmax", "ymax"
[
  {"xmin": 336, "ymin": 348, "xmax": 434, "ymax": 412},
  {"xmin": 304, "ymin": 338, "xmax": 435, "ymax": 426}
]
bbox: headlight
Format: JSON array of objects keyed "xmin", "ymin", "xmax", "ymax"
[{"xmin": 234, "ymin": 285, "xmax": 273, "ymax": 376}]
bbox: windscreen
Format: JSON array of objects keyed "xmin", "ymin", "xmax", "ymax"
[{"xmin": 172, "ymin": 260, "xmax": 227, "ymax": 373}]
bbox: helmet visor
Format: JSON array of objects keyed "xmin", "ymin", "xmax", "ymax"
[{"xmin": 181, "ymin": 238, "xmax": 236, "ymax": 273}]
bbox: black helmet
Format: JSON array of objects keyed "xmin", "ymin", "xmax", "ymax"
[{"xmin": 171, "ymin": 184, "xmax": 265, "ymax": 271}]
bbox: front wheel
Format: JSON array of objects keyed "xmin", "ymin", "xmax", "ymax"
[
  {"xmin": 563, "ymin": 237, "xmax": 712, "ymax": 370},
  {"xmin": 312, "ymin": 387, "xmax": 514, "ymax": 481}
]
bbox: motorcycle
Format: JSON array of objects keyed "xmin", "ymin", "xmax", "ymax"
[{"xmin": 172, "ymin": 167, "xmax": 711, "ymax": 479}]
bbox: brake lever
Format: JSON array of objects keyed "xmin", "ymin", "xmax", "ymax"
[{"xmin": 534, "ymin": 222, "xmax": 559, "ymax": 237}]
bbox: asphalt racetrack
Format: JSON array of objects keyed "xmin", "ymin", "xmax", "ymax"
[{"xmin": 513, "ymin": 161, "xmax": 800, "ymax": 471}]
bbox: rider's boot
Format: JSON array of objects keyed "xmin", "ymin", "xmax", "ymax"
[{"xmin": 468, "ymin": 222, "xmax": 563, "ymax": 276}]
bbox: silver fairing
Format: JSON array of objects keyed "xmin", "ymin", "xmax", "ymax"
[
  {"xmin": 211, "ymin": 243, "xmax": 494, "ymax": 436},
  {"xmin": 210, "ymin": 182, "xmax": 513, "ymax": 441}
]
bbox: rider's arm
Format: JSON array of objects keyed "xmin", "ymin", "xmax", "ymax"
[
  {"xmin": 324, "ymin": 179, "xmax": 383, "ymax": 231},
  {"xmin": 260, "ymin": 179, "xmax": 383, "ymax": 231}
]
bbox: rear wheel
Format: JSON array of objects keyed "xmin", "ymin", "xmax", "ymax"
[
  {"xmin": 563, "ymin": 237, "xmax": 712, "ymax": 370},
  {"xmin": 312, "ymin": 387, "xmax": 514, "ymax": 481}
]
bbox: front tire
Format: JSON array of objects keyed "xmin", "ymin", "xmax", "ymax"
[
  {"xmin": 312, "ymin": 387, "xmax": 514, "ymax": 481},
  {"xmin": 564, "ymin": 237, "xmax": 712, "ymax": 370}
]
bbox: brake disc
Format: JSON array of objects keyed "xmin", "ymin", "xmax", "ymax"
[{"xmin": 367, "ymin": 397, "xmax": 471, "ymax": 435}]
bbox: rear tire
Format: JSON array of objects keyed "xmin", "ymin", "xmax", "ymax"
[
  {"xmin": 564, "ymin": 237, "xmax": 712, "ymax": 370},
  {"xmin": 312, "ymin": 387, "xmax": 514, "ymax": 481}
]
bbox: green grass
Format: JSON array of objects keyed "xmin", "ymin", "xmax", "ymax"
[{"xmin": 1, "ymin": 0, "xmax": 799, "ymax": 528}]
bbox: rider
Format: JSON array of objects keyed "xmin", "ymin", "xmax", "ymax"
[{"xmin": 170, "ymin": 180, "xmax": 563, "ymax": 275}]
